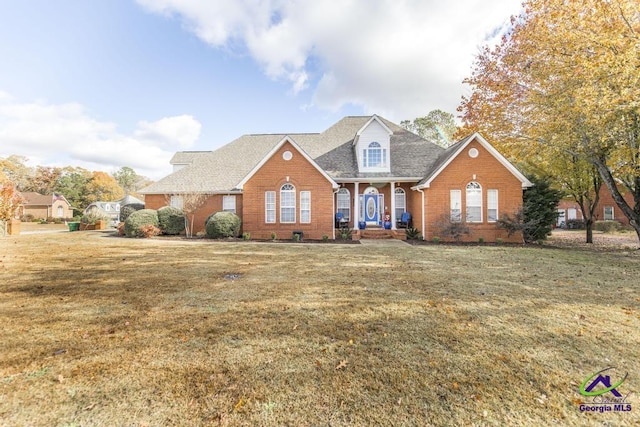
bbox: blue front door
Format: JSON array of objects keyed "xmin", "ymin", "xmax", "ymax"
[{"xmin": 364, "ymin": 194, "xmax": 379, "ymax": 223}]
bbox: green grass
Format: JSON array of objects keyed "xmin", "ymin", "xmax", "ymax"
[{"xmin": 1, "ymin": 232, "xmax": 639, "ymax": 426}]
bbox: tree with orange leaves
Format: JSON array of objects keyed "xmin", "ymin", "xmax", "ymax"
[
  {"xmin": 459, "ymin": 0, "xmax": 640, "ymax": 243},
  {"xmin": 0, "ymin": 184, "xmax": 23, "ymax": 236},
  {"xmin": 85, "ymin": 171, "xmax": 124, "ymax": 203}
]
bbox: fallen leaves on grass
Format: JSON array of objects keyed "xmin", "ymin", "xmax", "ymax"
[
  {"xmin": 233, "ymin": 398, "xmax": 246, "ymax": 412},
  {"xmin": 335, "ymin": 360, "xmax": 348, "ymax": 370}
]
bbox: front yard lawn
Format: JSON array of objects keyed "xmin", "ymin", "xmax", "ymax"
[{"xmin": 1, "ymin": 232, "xmax": 639, "ymax": 426}]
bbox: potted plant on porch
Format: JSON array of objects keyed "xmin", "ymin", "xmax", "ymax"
[{"xmin": 383, "ymin": 208, "xmax": 392, "ymax": 229}]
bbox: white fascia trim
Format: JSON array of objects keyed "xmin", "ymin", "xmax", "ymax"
[
  {"xmin": 336, "ymin": 177, "xmax": 423, "ymax": 183},
  {"xmin": 236, "ymin": 136, "xmax": 339, "ymax": 190},
  {"xmin": 139, "ymin": 190, "xmax": 242, "ymax": 195},
  {"xmin": 415, "ymin": 133, "xmax": 533, "ymax": 189},
  {"xmin": 352, "ymin": 115, "xmax": 393, "ymax": 145}
]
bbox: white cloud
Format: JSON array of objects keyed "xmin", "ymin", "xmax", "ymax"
[
  {"xmin": 136, "ymin": 0, "xmax": 522, "ymax": 121},
  {"xmin": 135, "ymin": 115, "xmax": 201, "ymax": 150},
  {"xmin": 0, "ymin": 95, "xmax": 201, "ymax": 179}
]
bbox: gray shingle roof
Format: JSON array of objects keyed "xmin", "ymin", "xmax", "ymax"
[
  {"xmin": 20, "ymin": 192, "xmax": 53, "ymax": 206},
  {"xmin": 416, "ymin": 134, "xmax": 475, "ymax": 186},
  {"xmin": 140, "ymin": 115, "xmax": 447, "ymax": 194},
  {"xmin": 170, "ymin": 151, "xmax": 212, "ymax": 165}
]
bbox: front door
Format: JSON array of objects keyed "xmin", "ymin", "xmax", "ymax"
[{"xmin": 364, "ymin": 194, "xmax": 379, "ymax": 223}]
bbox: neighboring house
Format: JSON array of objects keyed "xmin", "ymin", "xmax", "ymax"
[
  {"xmin": 556, "ymin": 186, "xmax": 634, "ymax": 227},
  {"xmin": 140, "ymin": 115, "xmax": 532, "ymax": 242},
  {"xmin": 84, "ymin": 195, "xmax": 144, "ymax": 226},
  {"xmin": 18, "ymin": 192, "xmax": 74, "ymax": 220}
]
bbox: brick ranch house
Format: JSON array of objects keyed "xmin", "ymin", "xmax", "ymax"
[
  {"xmin": 556, "ymin": 186, "xmax": 634, "ymax": 227},
  {"xmin": 140, "ymin": 115, "xmax": 532, "ymax": 242},
  {"xmin": 18, "ymin": 192, "xmax": 74, "ymax": 220}
]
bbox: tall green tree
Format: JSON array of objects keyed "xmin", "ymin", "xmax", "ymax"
[
  {"xmin": 54, "ymin": 167, "xmax": 93, "ymax": 214},
  {"xmin": 459, "ymin": 0, "xmax": 640, "ymax": 243},
  {"xmin": 498, "ymin": 176, "xmax": 562, "ymax": 243},
  {"xmin": 401, "ymin": 109, "xmax": 458, "ymax": 147},
  {"xmin": 113, "ymin": 166, "xmax": 140, "ymax": 196}
]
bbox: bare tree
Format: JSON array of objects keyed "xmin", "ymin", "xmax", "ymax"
[{"xmin": 164, "ymin": 193, "xmax": 210, "ymax": 238}]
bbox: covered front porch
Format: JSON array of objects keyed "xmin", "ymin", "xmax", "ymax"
[{"xmin": 335, "ymin": 180, "xmax": 418, "ymax": 235}]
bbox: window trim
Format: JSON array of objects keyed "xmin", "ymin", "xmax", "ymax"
[
  {"xmin": 394, "ymin": 187, "xmax": 406, "ymax": 221},
  {"xmin": 300, "ymin": 191, "xmax": 311, "ymax": 224},
  {"xmin": 265, "ymin": 191, "xmax": 276, "ymax": 224},
  {"xmin": 170, "ymin": 195, "xmax": 184, "ymax": 210},
  {"xmin": 487, "ymin": 189, "xmax": 498, "ymax": 223},
  {"xmin": 222, "ymin": 195, "xmax": 237, "ymax": 213},
  {"xmin": 466, "ymin": 182, "xmax": 483, "ymax": 223},
  {"xmin": 363, "ymin": 141, "xmax": 387, "ymax": 168},
  {"xmin": 336, "ymin": 188, "xmax": 351, "ymax": 221},
  {"xmin": 280, "ymin": 183, "xmax": 296, "ymax": 224},
  {"xmin": 604, "ymin": 205, "xmax": 614, "ymax": 221},
  {"xmin": 450, "ymin": 189, "xmax": 462, "ymax": 222}
]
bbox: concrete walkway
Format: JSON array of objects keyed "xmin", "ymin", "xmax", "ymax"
[{"xmin": 358, "ymin": 238, "xmax": 410, "ymax": 246}]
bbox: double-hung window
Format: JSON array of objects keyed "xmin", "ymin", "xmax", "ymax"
[
  {"xmin": 487, "ymin": 189, "xmax": 498, "ymax": 222},
  {"xmin": 265, "ymin": 191, "xmax": 276, "ymax": 223},
  {"xmin": 170, "ymin": 195, "xmax": 184, "ymax": 210},
  {"xmin": 450, "ymin": 190, "xmax": 462, "ymax": 222},
  {"xmin": 280, "ymin": 183, "xmax": 296, "ymax": 223},
  {"xmin": 466, "ymin": 182, "xmax": 482, "ymax": 223},
  {"xmin": 604, "ymin": 206, "xmax": 614, "ymax": 220},
  {"xmin": 300, "ymin": 191, "xmax": 311, "ymax": 223},
  {"xmin": 394, "ymin": 188, "xmax": 406, "ymax": 221},
  {"xmin": 223, "ymin": 195, "xmax": 236, "ymax": 213},
  {"xmin": 336, "ymin": 188, "xmax": 350, "ymax": 221}
]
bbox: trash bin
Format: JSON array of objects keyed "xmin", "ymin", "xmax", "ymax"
[{"xmin": 68, "ymin": 222, "xmax": 80, "ymax": 232}]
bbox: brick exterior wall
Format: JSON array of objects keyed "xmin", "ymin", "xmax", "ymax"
[
  {"xmin": 242, "ymin": 141, "xmax": 335, "ymax": 240},
  {"xmin": 423, "ymin": 139, "xmax": 525, "ymax": 243},
  {"xmin": 558, "ymin": 186, "xmax": 634, "ymax": 226},
  {"xmin": 144, "ymin": 137, "xmax": 526, "ymax": 243},
  {"xmin": 145, "ymin": 193, "xmax": 243, "ymax": 234},
  {"xmin": 19, "ymin": 201, "xmax": 73, "ymax": 220}
]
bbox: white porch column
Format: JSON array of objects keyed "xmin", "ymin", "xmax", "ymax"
[
  {"xmin": 353, "ymin": 181, "xmax": 360, "ymax": 230},
  {"xmin": 390, "ymin": 181, "xmax": 396, "ymax": 229}
]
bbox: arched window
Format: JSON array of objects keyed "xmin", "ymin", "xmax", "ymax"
[
  {"xmin": 363, "ymin": 141, "xmax": 386, "ymax": 168},
  {"xmin": 57, "ymin": 205, "xmax": 64, "ymax": 218},
  {"xmin": 280, "ymin": 183, "xmax": 296, "ymax": 223},
  {"xmin": 394, "ymin": 188, "xmax": 406, "ymax": 221},
  {"xmin": 337, "ymin": 188, "xmax": 351, "ymax": 221},
  {"xmin": 466, "ymin": 182, "xmax": 482, "ymax": 222}
]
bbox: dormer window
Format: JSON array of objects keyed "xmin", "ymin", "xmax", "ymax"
[{"xmin": 363, "ymin": 142, "xmax": 387, "ymax": 168}]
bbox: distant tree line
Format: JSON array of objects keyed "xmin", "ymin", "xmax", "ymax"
[{"xmin": 0, "ymin": 156, "xmax": 151, "ymax": 216}]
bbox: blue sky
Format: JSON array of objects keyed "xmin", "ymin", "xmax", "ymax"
[{"xmin": 0, "ymin": 0, "xmax": 522, "ymax": 179}]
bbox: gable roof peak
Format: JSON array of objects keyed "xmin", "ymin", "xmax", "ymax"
[
  {"xmin": 414, "ymin": 132, "xmax": 533, "ymax": 189},
  {"xmin": 356, "ymin": 114, "xmax": 393, "ymax": 136},
  {"xmin": 235, "ymin": 135, "xmax": 339, "ymax": 190}
]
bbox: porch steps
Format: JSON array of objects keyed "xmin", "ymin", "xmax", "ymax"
[{"xmin": 359, "ymin": 227, "xmax": 406, "ymax": 240}]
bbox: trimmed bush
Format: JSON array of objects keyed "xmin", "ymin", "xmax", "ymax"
[
  {"xmin": 124, "ymin": 209, "xmax": 159, "ymax": 237},
  {"xmin": 157, "ymin": 206, "xmax": 185, "ymax": 235},
  {"xmin": 594, "ymin": 220, "xmax": 621, "ymax": 233},
  {"xmin": 205, "ymin": 211, "xmax": 241, "ymax": 238},
  {"xmin": 119, "ymin": 203, "xmax": 145, "ymax": 223},
  {"xmin": 81, "ymin": 210, "xmax": 109, "ymax": 225}
]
